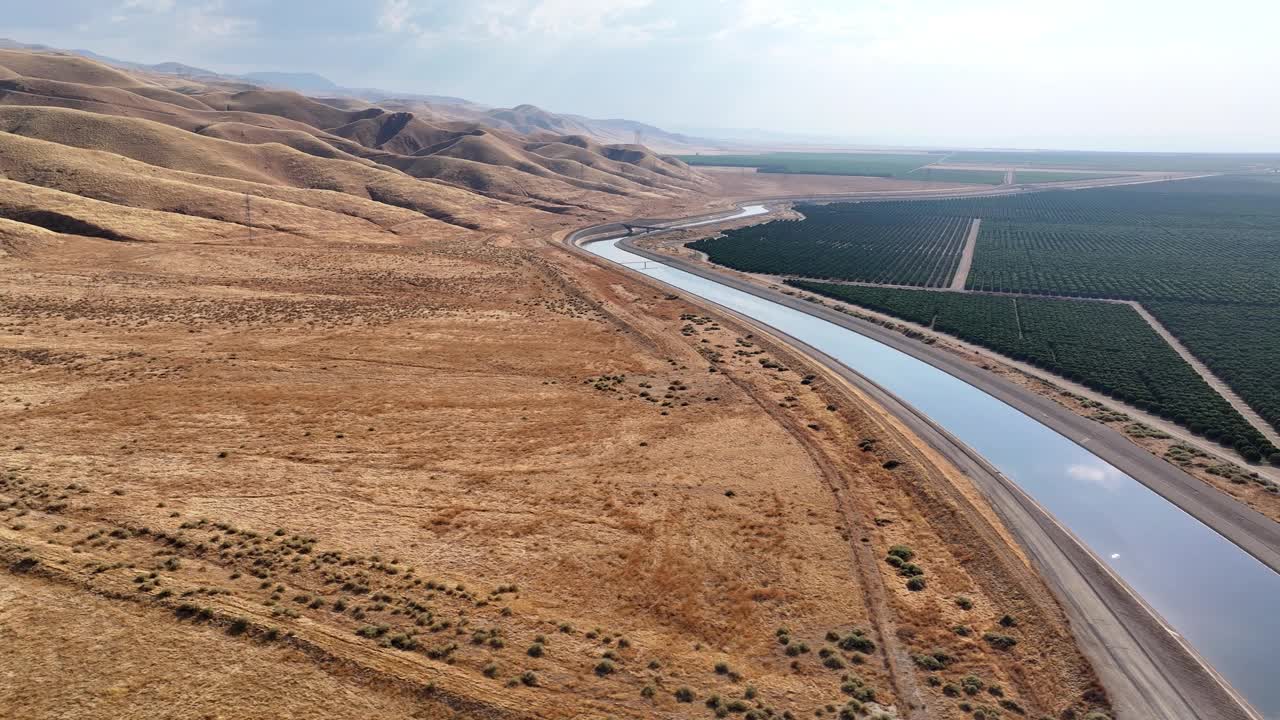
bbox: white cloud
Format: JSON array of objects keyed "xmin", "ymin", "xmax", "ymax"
[
  {"xmin": 186, "ymin": 1, "xmax": 256, "ymax": 37},
  {"xmin": 111, "ymin": 0, "xmax": 254, "ymax": 39},
  {"xmin": 379, "ymin": 0, "xmax": 417, "ymax": 33},
  {"xmin": 1066, "ymin": 463, "xmax": 1124, "ymax": 491},
  {"xmin": 378, "ymin": 0, "xmax": 661, "ymax": 44},
  {"xmin": 120, "ymin": 0, "xmax": 176, "ymax": 12}
]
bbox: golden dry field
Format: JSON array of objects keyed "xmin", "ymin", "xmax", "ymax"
[{"xmin": 1, "ymin": 48, "xmax": 1111, "ymax": 720}]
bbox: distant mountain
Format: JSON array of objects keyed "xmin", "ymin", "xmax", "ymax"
[
  {"xmin": 0, "ymin": 37, "xmax": 724, "ymax": 152},
  {"xmin": 242, "ymin": 71, "xmax": 338, "ymax": 93}
]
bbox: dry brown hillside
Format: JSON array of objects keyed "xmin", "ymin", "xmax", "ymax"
[
  {"xmin": 0, "ymin": 48, "xmax": 708, "ymax": 214},
  {"xmin": 1, "ymin": 47, "xmax": 1110, "ymax": 720}
]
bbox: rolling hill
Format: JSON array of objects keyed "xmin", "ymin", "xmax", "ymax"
[{"xmin": 0, "ymin": 47, "xmax": 710, "ymax": 243}]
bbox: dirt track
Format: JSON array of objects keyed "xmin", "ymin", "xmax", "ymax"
[
  {"xmin": 948, "ymin": 219, "xmax": 980, "ymax": 290},
  {"xmin": 565, "ymin": 215, "xmax": 1265, "ymax": 720},
  {"xmin": 1128, "ymin": 303, "xmax": 1280, "ymax": 449}
]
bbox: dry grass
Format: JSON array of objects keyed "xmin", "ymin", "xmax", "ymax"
[{"xmin": 0, "ymin": 47, "xmax": 1110, "ymax": 720}]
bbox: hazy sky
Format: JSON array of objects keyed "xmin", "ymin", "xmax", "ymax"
[{"xmin": 6, "ymin": 0, "xmax": 1278, "ymax": 151}]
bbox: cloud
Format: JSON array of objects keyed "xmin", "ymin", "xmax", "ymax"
[
  {"xmin": 1066, "ymin": 463, "xmax": 1125, "ymax": 491},
  {"xmin": 187, "ymin": 1, "xmax": 256, "ymax": 37},
  {"xmin": 110, "ymin": 0, "xmax": 255, "ymax": 38},
  {"xmin": 377, "ymin": 0, "xmax": 662, "ymax": 45},
  {"xmin": 119, "ymin": 0, "xmax": 176, "ymax": 12}
]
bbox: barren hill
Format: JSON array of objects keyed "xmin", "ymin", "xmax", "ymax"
[
  {"xmin": 0, "ymin": 48, "xmax": 710, "ymax": 235},
  {"xmin": 0, "ymin": 43, "xmax": 1114, "ymax": 720}
]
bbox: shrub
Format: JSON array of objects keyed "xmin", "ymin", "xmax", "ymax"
[
  {"xmin": 838, "ymin": 700, "xmax": 862, "ymax": 719},
  {"xmin": 520, "ymin": 670, "xmax": 538, "ymax": 686},
  {"xmin": 675, "ymin": 687, "xmax": 695, "ymax": 703},
  {"xmin": 911, "ymin": 654, "xmax": 941, "ymax": 671},
  {"xmin": 389, "ymin": 633, "xmax": 419, "ymax": 651},
  {"xmin": 998, "ymin": 614, "xmax": 1018, "ymax": 627},
  {"xmin": 840, "ymin": 678, "xmax": 875, "ymax": 702},
  {"xmin": 961, "ymin": 675, "xmax": 984, "ymax": 695},
  {"xmin": 594, "ymin": 660, "xmax": 615, "ymax": 676},
  {"xmin": 984, "ymin": 633, "xmax": 1018, "ymax": 650},
  {"xmin": 887, "ymin": 545, "xmax": 914, "ymax": 561},
  {"xmin": 715, "ymin": 661, "xmax": 731, "ymax": 675},
  {"xmin": 906, "ymin": 577, "xmax": 927, "ymax": 591},
  {"xmin": 837, "ymin": 632, "xmax": 875, "ymax": 654},
  {"xmin": 955, "ymin": 596, "xmax": 973, "ymax": 610},
  {"xmin": 641, "ymin": 685, "xmax": 655, "ymax": 698},
  {"xmin": 527, "ymin": 642, "xmax": 544, "ymax": 657},
  {"xmin": 823, "ymin": 655, "xmax": 846, "ymax": 670},
  {"xmin": 912, "ymin": 650, "xmax": 952, "ymax": 671},
  {"xmin": 999, "ymin": 698, "xmax": 1025, "ymax": 714},
  {"xmin": 897, "ymin": 563, "xmax": 924, "ymax": 577},
  {"xmin": 483, "ymin": 663, "xmax": 498, "ymax": 678}
]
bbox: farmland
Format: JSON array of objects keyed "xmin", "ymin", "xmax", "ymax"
[
  {"xmin": 1145, "ymin": 302, "xmax": 1280, "ymax": 455},
  {"xmin": 1015, "ymin": 171, "xmax": 1124, "ymax": 183},
  {"xmin": 787, "ymin": 282, "xmax": 1278, "ymax": 460},
  {"xmin": 904, "ymin": 167, "xmax": 1006, "ymax": 185},
  {"xmin": 946, "ymin": 150, "xmax": 1280, "ymax": 172},
  {"xmin": 677, "ymin": 151, "xmax": 944, "ymax": 177},
  {"xmin": 964, "ymin": 176, "xmax": 1280, "ymax": 303},
  {"xmin": 694, "ymin": 176, "xmax": 1280, "ymax": 303},
  {"xmin": 689, "ymin": 203, "xmax": 972, "ymax": 287},
  {"xmin": 687, "ymin": 175, "xmax": 1280, "ymax": 453}
]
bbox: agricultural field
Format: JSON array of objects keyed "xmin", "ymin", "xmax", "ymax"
[
  {"xmin": 689, "ymin": 203, "xmax": 973, "ymax": 287},
  {"xmin": 1145, "ymin": 302, "xmax": 1280, "ymax": 453},
  {"xmin": 964, "ymin": 176, "xmax": 1280, "ymax": 304},
  {"xmin": 904, "ymin": 167, "xmax": 1006, "ymax": 185},
  {"xmin": 693, "ymin": 175, "xmax": 1280, "ymax": 443},
  {"xmin": 787, "ymin": 282, "xmax": 1278, "ymax": 461},
  {"xmin": 677, "ymin": 152, "xmax": 944, "ymax": 177},
  {"xmin": 1015, "ymin": 171, "xmax": 1125, "ymax": 183},
  {"xmin": 946, "ymin": 150, "xmax": 1280, "ymax": 172}
]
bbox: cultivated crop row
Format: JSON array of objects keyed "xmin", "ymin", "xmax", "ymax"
[
  {"xmin": 1146, "ymin": 301, "xmax": 1280, "ymax": 457},
  {"xmin": 689, "ymin": 205, "xmax": 971, "ymax": 287},
  {"xmin": 788, "ymin": 282, "xmax": 1278, "ymax": 461}
]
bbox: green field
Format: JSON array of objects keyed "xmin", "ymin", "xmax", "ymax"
[
  {"xmin": 904, "ymin": 167, "xmax": 1005, "ymax": 185},
  {"xmin": 787, "ymin": 282, "xmax": 1277, "ymax": 460},
  {"xmin": 948, "ymin": 150, "xmax": 1280, "ymax": 172},
  {"xmin": 1145, "ymin": 302, "xmax": 1280, "ymax": 451},
  {"xmin": 690, "ymin": 206, "xmax": 972, "ymax": 287},
  {"xmin": 964, "ymin": 177, "xmax": 1280, "ymax": 304},
  {"xmin": 676, "ymin": 152, "xmax": 943, "ymax": 178},
  {"xmin": 688, "ymin": 175, "xmax": 1280, "ymax": 451},
  {"xmin": 1015, "ymin": 171, "xmax": 1124, "ymax": 183}
]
